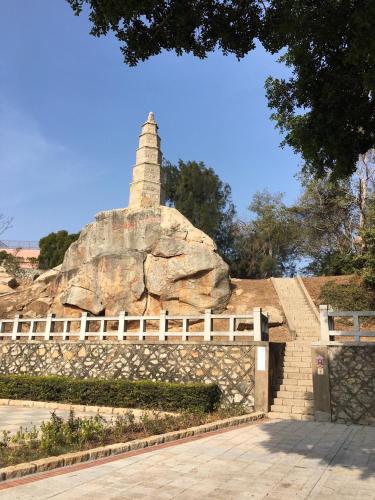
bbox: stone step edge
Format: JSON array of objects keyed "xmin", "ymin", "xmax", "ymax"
[
  {"xmin": 0, "ymin": 399, "xmax": 176, "ymax": 417},
  {"xmin": 0, "ymin": 411, "xmax": 265, "ymax": 483}
]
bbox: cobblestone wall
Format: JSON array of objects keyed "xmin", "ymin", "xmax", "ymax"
[
  {"xmin": 328, "ymin": 345, "xmax": 375, "ymax": 425},
  {"xmin": 0, "ymin": 342, "xmax": 257, "ymax": 407}
]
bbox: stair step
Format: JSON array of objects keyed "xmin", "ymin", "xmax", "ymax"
[
  {"xmin": 268, "ymin": 412, "xmax": 315, "ymax": 421},
  {"xmin": 283, "ymin": 361, "xmax": 312, "ymax": 368},
  {"xmin": 284, "ymin": 372, "xmax": 312, "ymax": 380},
  {"xmin": 273, "ymin": 397, "xmax": 314, "ymax": 408},
  {"xmin": 276, "ymin": 390, "xmax": 313, "ymax": 400}
]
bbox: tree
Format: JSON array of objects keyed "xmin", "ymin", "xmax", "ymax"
[
  {"xmin": 264, "ymin": 1, "xmax": 375, "ymax": 179},
  {"xmin": 230, "ymin": 191, "xmax": 300, "ymax": 278},
  {"xmin": 356, "ymin": 150, "xmax": 375, "ymax": 233},
  {"xmin": 38, "ymin": 230, "xmax": 80, "ymax": 270},
  {"xmin": 67, "ymin": 1, "xmax": 375, "ymax": 178},
  {"xmin": 292, "ymin": 174, "xmax": 359, "ymax": 275},
  {"xmin": 163, "ymin": 160, "xmax": 236, "ymax": 259}
]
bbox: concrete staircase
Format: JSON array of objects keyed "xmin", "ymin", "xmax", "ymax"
[{"xmin": 269, "ymin": 278, "xmax": 320, "ymax": 421}]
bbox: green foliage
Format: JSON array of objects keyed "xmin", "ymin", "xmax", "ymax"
[
  {"xmin": 306, "ymin": 251, "xmax": 357, "ymax": 277},
  {"xmin": 0, "ymin": 251, "xmax": 21, "ymax": 276},
  {"xmin": 163, "ymin": 160, "xmax": 236, "ymax": 259},
  {"xmin": 264, "ymin": 1, "xmax": 375, "ymax": 178},
  {"xmin": 230, "ymin": 191, "xmax": 300, "ymax": 278},
  {"xmin": 320, "ymin": 278, "xmax": 375, "ymax": 311},
  {"xmin": 358, "ymin": 228, "xmax": 375, "ymax": 288},
  {"xmin": 67, "ymin": 1, "xmax": 375, "ymax": 178},
  {"xmin": 291, "ymin": 172, "xmax": 362, "ymax": 276},
  {"xmin": 0, "ymin": 375, "xmax": 221, "ymax": 413},
  {"xmin": 38, "ymin": 230, "xmax": 80, "ymax": 270},
  {"xmin": 67, "ymin": 0, "xmax": 261, "ymax": 66},
  {"xmin": 0, "ymin": 404, "xmax": 247, "ymax": 467}
]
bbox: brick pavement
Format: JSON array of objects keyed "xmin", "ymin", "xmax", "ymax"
[{"xmin": 0, "ymin": 419, "xmax": 374, "ymax": 499}]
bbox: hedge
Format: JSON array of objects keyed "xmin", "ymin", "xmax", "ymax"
[{"xmin": 0, "ymin": 375, "xmax": 221, "ymax": 413}]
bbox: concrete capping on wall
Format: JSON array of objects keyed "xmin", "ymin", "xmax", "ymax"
[
  {"xmin": 270, "ymin": 277, "xmax": 296, "ymax": 339},
  {"xmin": 295, "ymin": 276, "xmax": 320, "ymax": 322},
  {"xmin": 0, "ymin": 412, "xmax": 265, "ymax": 482}
]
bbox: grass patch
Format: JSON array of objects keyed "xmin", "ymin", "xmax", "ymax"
[
  {"xmin": 0, "ymin": 406, "xmax": 248, "ymax": 468},
  {"xmin": 0, "ymin": 375, "xmax": 221, "ymax": 413}
]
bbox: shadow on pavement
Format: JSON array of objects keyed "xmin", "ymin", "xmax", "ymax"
[{"xmin": 257, "ymin": 419, "xmax": 375, "ymax": 480}]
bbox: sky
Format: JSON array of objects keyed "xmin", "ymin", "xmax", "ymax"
[{"xmin": 0, "ymin": 1, "xmax": 302, "ymax": 242}]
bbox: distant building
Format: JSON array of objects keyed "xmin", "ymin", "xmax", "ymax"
[{"xmin": 0, "ymin": 240, "xmax": 40, "ymax": 269}]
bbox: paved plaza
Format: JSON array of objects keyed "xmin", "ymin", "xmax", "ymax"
[
  {"xmin": 0, "ymin": 406, "xmax": 102, "ymax": 435},
  {"xmin": 0, "ymin": 419, "xmax": 374, "ymax": 499}
]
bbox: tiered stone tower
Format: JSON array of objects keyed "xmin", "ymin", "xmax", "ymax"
[{"xmin": 128, "ymin": 112, "xmax": 165, "ymax": 209}]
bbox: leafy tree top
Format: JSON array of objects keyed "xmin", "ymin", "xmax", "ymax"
[
  {"xmin": 67, "ymin": 0, "xmax": 375, "ymax": 179},
  {"xmin": 163, "ymin": 159, "xmax": 236, "ymax": 259},
  {"xmin": 39, "ymin": 230, "xmax": 80, "ymax": 270}
]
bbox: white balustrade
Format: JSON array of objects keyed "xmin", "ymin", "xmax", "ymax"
[
  {"xmin": 0, "ymin": 308, "xmax": 269, "ymax": 343},
  {"xmin": 320, "ymin": 305, "xmax": 375, "ymax": 343}
]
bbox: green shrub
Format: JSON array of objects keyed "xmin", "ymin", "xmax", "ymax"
[
  {"xmin": 319, "ymin": 278, "xmax": 375, "ymax": 311},
  {"xmin": 0, "ymin": 375, "xmax": 221, "ymax": 413}
]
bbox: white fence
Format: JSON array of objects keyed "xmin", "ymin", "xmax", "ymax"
[
  {"xmin": 0, "ymin": 308, "xmax": 268, "ymax": 342},
  {"xmin": 320, "ymin": 305, "xmax": 375, "ymax": 343}
]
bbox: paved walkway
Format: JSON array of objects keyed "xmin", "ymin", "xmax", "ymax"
[
  {"xmin": 0, "ymin": 406, "xmax": 102, "ymax": 434},
  {"xmin": 1, "ymin": 419, "xmax": 374, "ymax": 499}
]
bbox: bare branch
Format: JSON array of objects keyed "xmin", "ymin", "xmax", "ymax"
[{"xmin": 0, "ymin": 215, "xmax": 13, "ymax": 238}]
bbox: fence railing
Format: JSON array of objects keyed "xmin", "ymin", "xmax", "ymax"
[
  {"xmin": 320, "ymin": 305, "xmax": 375, "ymax": 343},
  {"xmin": 0, "ymin": 308, "xmax": 268, "ymax": 342},
  {"xmin": 0, "ymin": 240, "xmax": 39, "ymax": 250}
]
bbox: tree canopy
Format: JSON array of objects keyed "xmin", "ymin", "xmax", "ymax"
[
  {"xmin": 163, "ymin": 160, "xmax": 236, "ymax": 259},
  {"xmin": 67, "ymin": 0, "xmax": 375, "ymax": 178},
  {"xmin": 38, "ymin": 230, "xmax": 80, "ymax": 270},
  {"xmin": 230, "ymin": 191, "xmax": 300, "ymax": 279}
]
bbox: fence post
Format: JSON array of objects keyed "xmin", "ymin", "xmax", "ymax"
[
  {"xmin": 79, "ymin": 312, "xmax": 88, "ymax": 341},
  {"xmin": 28, "ymin": 320, "xmax": 36, "ymax": 341},
  {"xmin": 62, "ymin": 320, "xmax": 70, "ymax": 341},
  {"xmin": 229, "ymin": 316, "xmax": 235, "ymax": 341},
  {"xmin": 319, "ymin": 305, "xmax": 330, "ymax": 342},
  {"xmin": 204, "ymin": 309, "xmax": 212, "ymax": 341},
  {"xmin": 99, "ymin": 319, "xmax": 106, "ymax": 341},
  {"xmin": 138, "ymin": 318, "xmax": 145, "ymax": 341},
  {"xmin": 44, "ymin": 313, "xmax": 54, "ymax": 340},
  {"xmin": 118, "ymin": 311, "xmax": 126, "ymax": 341},
  {"xmin": 12, "ymin": 314, "xmax": 20, "ymax": 341},
  {"xmin": 253, "ymin": 307, "xmax": 262, "ymax": 341},
  {"xmin": 182, "ymin": 318, "xmax": 188, "ymax": 341},
  {"xmin": 159, "ymin": 310, "xmax": 167, "ymax": 341},
  {"xmin": 353, "ymin": 313, "xmax": 360, "ymax": 344}
]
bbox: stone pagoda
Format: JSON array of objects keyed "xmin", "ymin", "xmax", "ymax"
[
  {"xmin": 128, "ymin": 112, "xmax": 165, "ymax": 209},
  {"xmin": 10, "ymin": 112, "xmax": 230, "ymax": 317}
]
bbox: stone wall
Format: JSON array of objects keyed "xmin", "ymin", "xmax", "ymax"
[
  {"xmin": 312, "ymin": 343, "xmax": 375, "ymax": 425},
  {"xmin": 328, "ymin": 345, "xmax": 375, "ymax": 425},
  {"xmin": 0, "ymin": 342, "xmax": 265, "ymax": 408}
]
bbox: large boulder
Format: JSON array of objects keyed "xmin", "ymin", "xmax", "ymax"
[
  {"xmin": 49, "ymin": 206, "xmax": 230, "ymax": 315},
  {"xmin": 0, "ymin": 266, "xmax": 18, "ymax": 294}
]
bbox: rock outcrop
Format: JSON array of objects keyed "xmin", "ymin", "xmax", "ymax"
[
  {"xmin": 0, "ymin": 113, "xmax": 231, "ymax": 318},
  {"xmin": 52, "ymin": 206, "xmax": 230, "ymax": 315},
  {"xmin": 0, "ymin": 267, "xmax": 18, "ymax": 294}
]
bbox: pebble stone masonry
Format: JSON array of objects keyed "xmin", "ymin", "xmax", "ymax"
[{"xmin": 0, "ymin": 342, "xmax": 264, "ymax": 407}]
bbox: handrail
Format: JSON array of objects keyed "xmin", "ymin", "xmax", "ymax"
[
  {"xmin": 0, "ymin": 308, "xmax": 269, "ymax": 343},
  {"xmin": 319, "ymin": 305, "xmax": 375, "ymax": 343}
]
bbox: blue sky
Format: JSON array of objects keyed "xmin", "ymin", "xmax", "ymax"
[{"xmin": 1, "ymin": 1, "xmax": 302, "ymax": 242}]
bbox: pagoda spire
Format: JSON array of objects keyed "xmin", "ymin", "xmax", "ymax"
[{"xmin": 128, "ymin": 112, "xmax": 165, "ymax": 209}]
